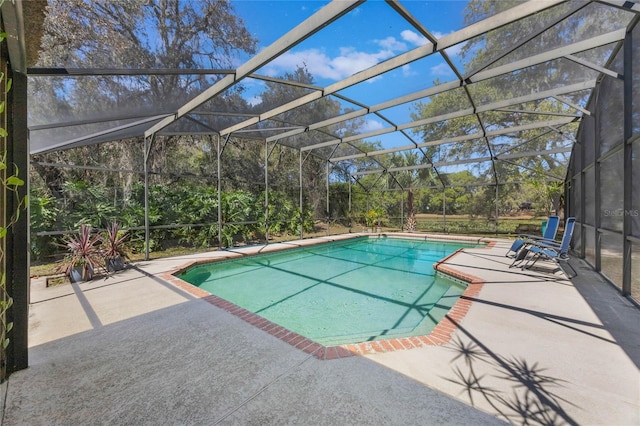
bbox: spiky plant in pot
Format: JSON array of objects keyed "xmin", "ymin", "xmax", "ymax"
[
  {"xmin": 59, "ymin": 224, "xmax": 104, "ymax": 282},
  {"xmin": 102, "ymin": 221, "xmax": 129, "ymax": 271}
]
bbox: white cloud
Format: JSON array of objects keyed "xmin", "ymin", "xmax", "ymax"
[
  {"xmin": 335, "ymin": 46, "xmax": 394, "ymax": 74},
  {"xmin": 430, "ymin": 63, "xmax": 453, "ymax": 76},
  {"xmin": 265, "ymin": 49, "xmax": 339, "ymax": 79},
  {"xmin": 267, "ymin": 46, "xmax": 397, "ymax": 81},
  {"xmin": 359, "ymin": 119, "xmax": 384, "ymax": 133},
  {"xmin": 376, "ymin": 36, "xmax": 407, "ymax": 51},
  {"xmin": 400, "ymin": 29, "xmax": 465, "ymax": 57},
  {"xmin": 261, "ymin": 29, "xmax": 463, "ymax": 84},
  {"xmin": 402, "ymin": 64, "xmax": 416, "ymax": 77},
  {"xmin": 401, "ymin": 30, "xmax": 429, "ymax": 47}
]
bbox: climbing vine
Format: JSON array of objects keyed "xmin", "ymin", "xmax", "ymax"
[{"xmin": 0, "ymin": 23, "xmax": 26, "ymax": 381}]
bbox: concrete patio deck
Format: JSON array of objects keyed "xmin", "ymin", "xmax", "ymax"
[{"xmin": 2, "ymin": 234, "xmax": 638, "ymax": 425}]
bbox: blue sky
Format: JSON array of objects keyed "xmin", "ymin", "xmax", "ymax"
[
  {"xmin": 229, "ymin": 1, "xmax": 471, "ymax": 149},
  {"xmin": 232, "ymin": 1, "xmax": 468, "ymax": 96}
]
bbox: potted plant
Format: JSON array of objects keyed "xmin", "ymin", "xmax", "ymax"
[
  {"xmin": 102, "ymin": 221, "xmax": 129, "ymax": 272},
  {"xmin": 59, "ymin": 224, "xmax": 104, "ymax": 282}
]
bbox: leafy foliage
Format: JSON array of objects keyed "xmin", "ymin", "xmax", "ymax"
[
  {"xmin": 1, "ymin": 22, "xmax": 26, "ymax": 378},
  {"xmin": 29, "ymin": 191, "xmax": 59, "ymax": 259},
  {"xmin": 30, "ymin": 178, "xmax": 321, "ymax": 257},
  {"xmin": 364, "ymin": 208, "xmax": 384, "ymax": 228},
  {"xmin": 0, "ymin": 152, "xmax": 24, "ymax": 377}
]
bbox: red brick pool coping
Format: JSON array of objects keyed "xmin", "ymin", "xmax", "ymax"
[{"xmin": 161, "ymin": 233, "xmax": 497, "ymax": 360}]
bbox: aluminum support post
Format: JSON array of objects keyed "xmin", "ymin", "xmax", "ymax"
[
  {"xmin": 265, "ymin": 140, "xmax": 269, "ymax": 243},
  {"xmin": 622, "ymin": 29, "xmax": 633, "ymax": 296},
  {"xmin": 326, "ymin": 161, "xmax": 330, "ymax": 236},
  {"xmin": 143, "ymin": 134, "xmax": 154, "ymax": 261},
  {"xmin": 299, "ymin": 149, "xmax": 303, "ymax": 240}
]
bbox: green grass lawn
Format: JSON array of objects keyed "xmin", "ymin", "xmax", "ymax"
[{"xmin": 411, "ymin": 214, "xmax": 543, "ymax": 235}]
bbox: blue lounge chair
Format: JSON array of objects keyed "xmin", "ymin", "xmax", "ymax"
[
  {"xmin": 506, "ymin": 215, "xmax": 560, "ymax": 258},
  {"xmin": 521, "ymin": 217, "xmax": 577, "ymax": 277}
]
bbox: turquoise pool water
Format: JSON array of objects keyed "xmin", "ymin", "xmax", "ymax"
[{"xmin": 178, "ymin": 236, "xmax": 480, "ymax": 346}]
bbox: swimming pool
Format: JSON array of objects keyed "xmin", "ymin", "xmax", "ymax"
[{"xmin": 177, "ymin": 236, "xmax": 482, "ymax": 347}]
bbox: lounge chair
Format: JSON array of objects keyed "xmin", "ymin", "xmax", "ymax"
[
  {"xmin": 506, "ymin": 215, "xmax": 560, "ymax": 258},
  {"xmin": 520, "ymin": 217, "xmax": 577, "ymax": 277}
]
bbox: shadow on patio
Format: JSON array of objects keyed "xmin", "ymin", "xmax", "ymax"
[{"xmin": 3, "ymin": 237, "xmax": 639, "ymax": 425}]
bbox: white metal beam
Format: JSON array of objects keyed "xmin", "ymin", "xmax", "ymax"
[
  {"xmin": 468, "ymin": 29, "xmax": 626, "ymax": 83},
  {"xmin": 496, "ymin": 146, "xmax": 572, "ymax": 160},
  {"xmin": 552, "ymin": 95, "xmax": 592, "ymax": 116},
  {"xmin": 143, "ymin": 0, "xmax": 364, "ymax": 138},
  {"xmin": 353, "ymin": 147, "xmax": 572, "ymax": 176},
  {"xmin": 302, "ymin": 80, "xmax": 593, "ymax": 152},
  {"xmin": 331, "ymin": 116, "xmax": 577, "ymax": 161},
  {"xmin": 223, "ymin": 0, "xmax": 564, "ymax": 138},
  {"xmin": 438, "ymin": 0, "xmax": 565, "ymax": 49},
  {"xmin": 564, "ymin": 54, "xmax": 624, "ymax": 79},
  {"xmin": 33, "ymin": 114, "xmax": 171, "ymax": 154},
  {"xmin": 493, "ymin": 108, "xmax": 581, "ymax": 118},
  {"xmin": 264, "ymin": 24, "xmax": 615, "ymax": 148},
  {"xmin": 595, "ymin": 0, "xmax": 640, "ymax": 13}
]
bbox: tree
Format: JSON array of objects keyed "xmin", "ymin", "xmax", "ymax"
[
  {"xmin": 31, "ymin": 0, "xmax": 258, "ymax": 194},
  {"xmin": 33, "ymin": 0, "xmax": 257, "ymax": 149},
  {"xmin": 255, "ymin": 65, "xmax": 352, "ymax": 217},
  {"xmin": 409, "ymin": 0, "xmax": 628, "ymax": 217},
  {"xmin": 38, "ymin": 0, "xmax": 256, "ymax": 74}
]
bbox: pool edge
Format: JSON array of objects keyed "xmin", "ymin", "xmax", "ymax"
[{"xmin": 160, "ymin": 233, "xmax": 497, "ymax": 360}]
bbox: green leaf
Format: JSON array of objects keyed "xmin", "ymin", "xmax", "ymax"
[
  {"xmin": 6, "ymin": 322, "xmax": 13, "ymax": 333},
  {"xmin": 6, "ymin": 78, "xmax": 12, "ymax": 93},
  {"xmin": 0, "ymin": 227, "xmax": 6, "ymax": 238},
  {"xmin": 0, "ymin": 101, "xmax": 5, "ymax": 113},
  {"xmin": 2, "ymin": 338, "xmax": 9, "ymax": 349},
  {"xmin": 6, "ymin": 176, "xmax": 24, "ymax": 186},
  {"xmin": 0, "ymin": 128, "xmax": 7, "ymax": 138}
]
